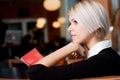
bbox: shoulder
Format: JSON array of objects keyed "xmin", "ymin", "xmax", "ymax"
[
  {"xmin": 98, "ymin": 47, "xmax": 119, "ymax": 58},
  {"xmin": 87, "ymin": 47, "xmax": 120, "ymax": 64}
]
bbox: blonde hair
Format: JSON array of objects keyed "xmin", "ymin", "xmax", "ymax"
[{"xmin": 69, "ymin": 0, "xmax": 110, "ymax": 40}]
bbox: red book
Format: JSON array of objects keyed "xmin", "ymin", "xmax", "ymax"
[{"xmin": 20, "ymin": 48, "xmax": 43, "ymax": 66}]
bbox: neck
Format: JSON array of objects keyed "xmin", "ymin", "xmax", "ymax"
[{"xmin": 85, "ymin": 36, "xmax": 102, "ymax": 50}]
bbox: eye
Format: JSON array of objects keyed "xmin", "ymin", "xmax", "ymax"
[
  {"xmin": 73, "ymin": 20, "xmax": 78, "ymax": 24},
  {"xmin": 69, "ymin": 18, "xmax": 78, "ymax": 25}
]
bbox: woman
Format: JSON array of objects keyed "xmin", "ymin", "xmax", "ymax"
[{"xmin": 26, "ymin": 0, "xmax": 120, "ymax": 80}]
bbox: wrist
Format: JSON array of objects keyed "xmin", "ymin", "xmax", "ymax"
[{"xmin": 68, "ymin": 42, "xmax": 79, "ymax": 51}]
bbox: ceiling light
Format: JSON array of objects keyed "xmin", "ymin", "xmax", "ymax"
[
  {"xmin": 43, "ymin": 0, "xmax": 61, "ymax": 11},
  {"xmin": 36, "ymin": 17, "xmax": 46, "ymax": 29},
  {"xmin": 52, "ymin": 21, "xmax": 61, "ymax": 28},
  {"xmin": 57, "ymin": 17, "xmax": 66, "ymax": 24}
]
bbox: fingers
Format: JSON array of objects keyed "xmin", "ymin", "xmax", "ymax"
[{"xmin": 71, "ymin": 52, "xmax": 84, "ymax": 59}]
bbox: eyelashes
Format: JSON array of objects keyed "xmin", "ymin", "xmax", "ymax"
[
  {"xmin": 72, "ymin": 20, "xmax": 78, "ymax": 25},
  {"xmin": 71, "ymin": 20, "xmax": 78, "ymax": 24},
  {"xmin": 73, "ymin": 20, "xmax": 78, "ymax": 24},
  {"xmin": 69, "ymin": 18, "xmax": 78, "ymax": 26}
]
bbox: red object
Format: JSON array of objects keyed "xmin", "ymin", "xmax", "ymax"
[
  {"xmin": 21, "ymin": 48, "xmax": 43, "ymax": 66},
  {"xmin": 57, "ymin": 59, "xmax": 65, "ymax": 65}
]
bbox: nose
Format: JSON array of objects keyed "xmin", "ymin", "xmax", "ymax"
[{"xmin": 67, "ymin": 25, "xmax": 72, "ymax": 32}]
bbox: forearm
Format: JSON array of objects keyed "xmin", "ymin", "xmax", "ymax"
[{"xmin": 34, "ymin": 42, "xmax": 79, "ymax": 67}]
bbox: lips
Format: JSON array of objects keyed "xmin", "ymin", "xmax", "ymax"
[
  {"xmin": 71, "ymin": 33, "xmax": 76, "ymax": 36},
  {"xmin": 71, "ymin": 34, "xmax": 76, "ymax": 38}
]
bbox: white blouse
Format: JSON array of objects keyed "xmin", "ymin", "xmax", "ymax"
[{"xmin": 87, "ymin": 40, "xmax": 112, "ymax": 58}]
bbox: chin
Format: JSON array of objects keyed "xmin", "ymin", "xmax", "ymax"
[{"xmin": 73, "ymin": 40, "xmax": 80, "ymax": 44}]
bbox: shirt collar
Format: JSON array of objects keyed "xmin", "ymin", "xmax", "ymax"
[{"xmin": 87, "ymin": 40, "xmax": 112, "ymax": 58}]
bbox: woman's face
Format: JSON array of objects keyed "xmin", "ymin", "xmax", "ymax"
[{"xmin": 68, "ymin": 16, "xmax": 90, "ymax": 44}]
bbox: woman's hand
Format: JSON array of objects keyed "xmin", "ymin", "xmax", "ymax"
[{"xmin": 71, "ymin": 44, "xmax": 88, "ymax": 59}]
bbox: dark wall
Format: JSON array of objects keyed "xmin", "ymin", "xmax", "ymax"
[{"xmin": 0, "ymin": 3, "xmax": 60, "ymax": 42}]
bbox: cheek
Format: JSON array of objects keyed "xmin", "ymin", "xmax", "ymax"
[{"xmin": 76, "ymin": 29, "xmax": 90, "ymax": 43}]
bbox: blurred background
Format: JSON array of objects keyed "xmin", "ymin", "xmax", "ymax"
[{"xmin": 0, "ymin": 0, "xmax": 120, "ymax": 79}]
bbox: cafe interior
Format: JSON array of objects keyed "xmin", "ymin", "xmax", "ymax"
[{"xmin": 0, "ymin": 0, "xmax": 120, "ymax": 80}]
